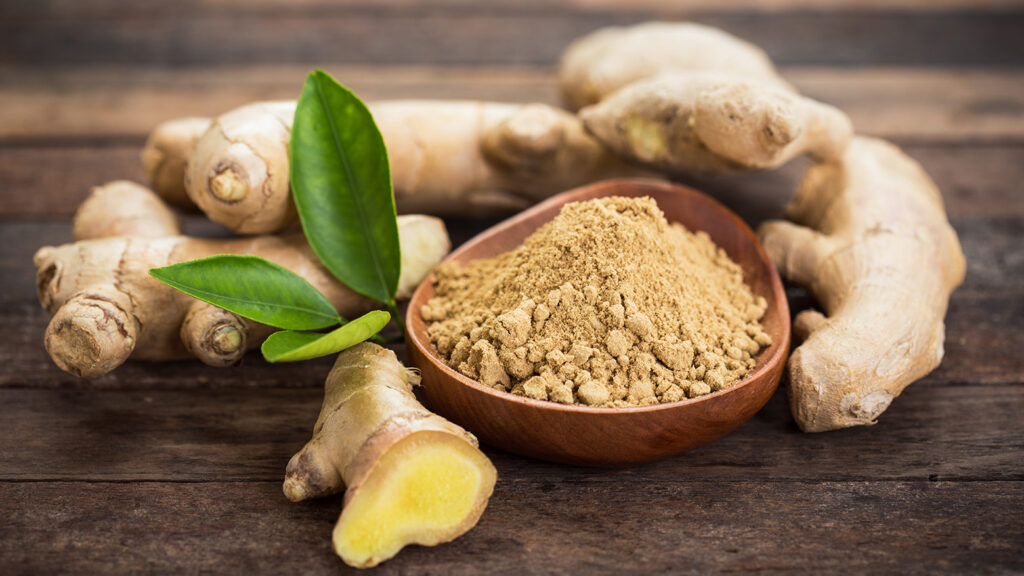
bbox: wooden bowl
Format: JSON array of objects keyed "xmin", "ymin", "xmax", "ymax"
[{"xmin": 406, "ymin": 179, "xmax": 790, "ymax": 466}]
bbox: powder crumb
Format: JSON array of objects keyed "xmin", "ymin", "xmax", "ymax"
[
  {"xmin": 577, "ymin": 379, "xmax": 610, "ymax": 406},
  {"xmin": 423, "ymin": 196, "xmax": 771, "ymax": 407},
  {"xmin": 606, "ymin": 330, "xmax": 630, "ymax": 358}
]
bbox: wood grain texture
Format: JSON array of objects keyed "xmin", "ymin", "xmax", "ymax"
[
  {"xmin": 5, "ymin": 0, "xmax": 1022, "ymax": 18},
  {"xmin": 0, "ymin": 0, "xmax": 1021, "ymax": 572},
  {"xmin": 4, "ymin": 163, "xmax": 1023, "ymax": 392},
  {"xmin": 1, "ymin": 11, "xmax": 1022, "ymax": 67},
  {"xmin": 1, "ymin": 480, "xmax": 1021, "ymax": 575},
  {"xmin": 2, "ymin": 67, "xmax": 1022, "ymax": 142},
  {"xmin": 4, "ymin": 142, "xmax": 1022, "ymax": 220},
  {"xmin": 4, "ymin": 163, "xmax": 1022, "ymax": 390},
  {"xmin": 0, "ymin": 383, "xmax": 1020, "ymax": 482},
  {"xmin": 4, "ymin": 283, "xmax": 1022, "ymax": 390}
]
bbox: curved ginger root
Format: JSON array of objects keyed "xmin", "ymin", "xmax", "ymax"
[
  {"xmin": 559, "ymin": 21, "xmax": 794, "ymax": 111},
  {"xmin": 73, "ymin": 180, "xmax": 181, "ymax": 240},
  {"xmin": 141, "ymin": 117, "xmax": 212, "ymax": 210},
  {"xmin": 284, "ymin": 343, "xmax": 496, "ymax": 568},
  {"xmin": 35, "ymin": 214, "xmax": 450, "ymax": 378},
  {"xmin": 185, "ymin": 100, "xmax": 646, "ymax": 234},
  {"xmin": 68, "ymin": 181, "xmax": 260, "ymax": 369},
  {"xmin": 758, "ymin": 137, "xmax": 965, "ymax": 432},
  {"xmin": 186, "ymin": 101, "xmax": 297, "ymax": 234},
  {"xmin": 580, "ymin": 73, "xmax": 852, "ymax": 177}
]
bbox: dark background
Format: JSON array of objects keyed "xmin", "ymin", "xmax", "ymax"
[{"xmin": 1, "ymin": 0, "xmax": 1022, "ymax": 574}]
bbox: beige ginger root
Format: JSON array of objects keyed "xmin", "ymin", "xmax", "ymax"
[
  {"xmin": 141, "ymin": 117, "xmax": 212, "ymax": 210},
  {"xmin": 559, "ymin": 21, "xmax": 794, "ymax": 111},
  {"xmin": 284, "ymin": 342, "xmax": 496, "ymax": 568},
  {"xmin": 186, "ymin": 101, "xmax": 297, "ymax": 233},
  {"xmin": 73, "ymin": 180, "xmax": 180, "ymax": 240},
  {"xmin": 758, "ymin": 137, "xmax": 965, "ymax": 432},
  {"xmin": 185, "ymin": 100, "xmax": 645, "ymax": 234},
  {"xmin": 35, "ymin": 214, "xmax": 450, "ymax": 378},
  {"xmin": 70, "ymin": 181, "xmax": 257, "ymax": 369},
  {"xmin": 580, "ymin": 73, "xmax": 853, "ymax": 177}
]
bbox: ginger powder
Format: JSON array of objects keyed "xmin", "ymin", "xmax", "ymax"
[{"xmin": 421, "ymin": 196, "xmax": 771, "ymax": 407}]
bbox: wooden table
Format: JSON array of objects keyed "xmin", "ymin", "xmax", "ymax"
[{"xmin": 2, "ymin": 1, "xmax": 1022, "ymax": 573}]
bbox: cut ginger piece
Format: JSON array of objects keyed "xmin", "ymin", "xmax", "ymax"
[
  {"xmin": 283, "ymin": 343, "xmax": 497, "ymax": 569},
  {"xmin": 334, "ymin": 430, "xmax": 496, "ymax": 568}
]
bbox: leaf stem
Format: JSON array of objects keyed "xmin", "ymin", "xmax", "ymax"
[{"xmin": 386, "ymin": 300, "xmax": 406, "ymax": 340}]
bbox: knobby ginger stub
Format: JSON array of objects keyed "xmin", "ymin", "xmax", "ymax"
[{"xmin": 421, "ymin": 196, "xmax": 770, "ymax": 408}]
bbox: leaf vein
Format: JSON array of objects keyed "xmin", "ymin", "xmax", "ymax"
[{"xmin": 312, "ymin": 72, "xmax": 391, "ymax": 300}]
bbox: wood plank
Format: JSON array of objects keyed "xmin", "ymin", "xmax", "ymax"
[
  {"xmin": 5, "ymin": 0, "xmax": 1021, "ymax": 18},
  {"xmin": 683, "ymin": 143, "xmax": 1024, "ymax": 222},
  {"xmin": 1, "ymin": 11, "xmax": 1022, "ymax": 69},
  {"xmin": 3, "ymin": 284, "xmax": 1022, "ymax": 390},
  {"xmin": 788, "ymin": 69, "xmax": 1024, "ymax": 142},
  {"xmin": 4, "ymin": 144, "xmax": 1022, "ymax": 284},
  {"xmin": 904, "ymin": 289, "xmax": 1024, "ymax": 383},
  {"xmin": 0, "ymin": 147, "xmax": 148, "ymax": 218},
  {"xmin": 4, "ymin": 183, "xmax": 1022, "ymax": 299},
  {"xmin": 0, "ymin": 379, "xmax": 1020, "ymax": 482},
  {"xmin": 0, "ymin": 5, "xmax": 1018, "ymax": 574},
  {"xmin": 2, "ymin": 142, "xmax": 1022, "ymax": 220},
  {"xmin": 3, "ymin": 180, "xmax": 1023, "ymax": 389},
  {"xmin": 0, "ymin": 67, "xmax": 557, "ymax": 142},
  {"xmin": 0, "ymin": 480, "xmax": 1020, "ymax": 574},
  {"xmin": 1, "ymin": 67, "xmax": 1021, "ymax": 143}
]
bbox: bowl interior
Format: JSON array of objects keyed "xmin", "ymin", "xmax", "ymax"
[{"xmin": 406, "ymin": 178, "xmax": 790, "ymax": 464}]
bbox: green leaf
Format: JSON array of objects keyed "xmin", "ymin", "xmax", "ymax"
[
  {"xmin": 290, "ymin": 70, "xmax": 401, "ymax": 304},
  {"xmin": 150, "ymin": 255, "xmax": 342, "ymax": 331},
  {"xmin": 261, "ymin": 310, "xmax": 391, "ymax": 362}
]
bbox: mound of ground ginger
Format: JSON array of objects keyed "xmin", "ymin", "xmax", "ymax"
[{"xmin": 421, "ymin": 196, "xmax": 771, "ymax": 407}]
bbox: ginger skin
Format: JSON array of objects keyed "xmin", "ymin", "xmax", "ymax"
[
  {"xmin": 35, "ymin": 206, "xmax": 450, "ymax": 378},
  {"xmin": 558, "ymin": 21, "xmax": 794, "ymax": 111},
  {"xmin": 186, "ymin": 101, "xmax": 297, "ymax": 234},
  {"xmin": 185, "ymin": 100, "xmax": 646, "ymax": 234},
  {"xmin": 73, "ymin": 180, "xmax": 180, "ymax": 240},
  {"xmin": 67, "ymin": 181, "xmax": 265, "ymax": 369},
  {"xmin": 141, "ymin": 117, "xmax": 211, "ymax": 210},
  {"xmin": 284, "ymin": 343, "xmax": 496, "ymax": 568},
  {"xmin": 758, "ymin": 137, "xmax": 965, "ymax": 432},
  {"xmin": 579, "ymin": 73, "xmax": 853, "ymax": 176}
]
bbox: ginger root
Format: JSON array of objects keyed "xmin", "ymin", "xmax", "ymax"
[
  {"xmin": 559, "ymin": 21, "xmax": 794, "ymax": 111},
  {"xmin": 35, "ymin": 209, "xmax": 450, "ymax": 377},
  {"xmin": 579, "ymin": 73, "xmax": 852, "ymax": 176},
  {"xmin": 758, "ymin": 137, "xmax": 965, "ymax": 432},
  {"xmin": 141, "ymin": 117, "xmax": 212, "ymax": 210},
  {"xmin": 284, "ymin": 342, "xmax": 496, "ymax": 568},
  {"xmin": 185, "ymin": 100, "xmax": 646, "ymax": 234},
  {"xmin": 73, "ymin": 180, "xmax": 180, "ymax": 240},
  {"xmin": 186, "ymin": 101, "xmax": 298, "ymax": 234}
]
